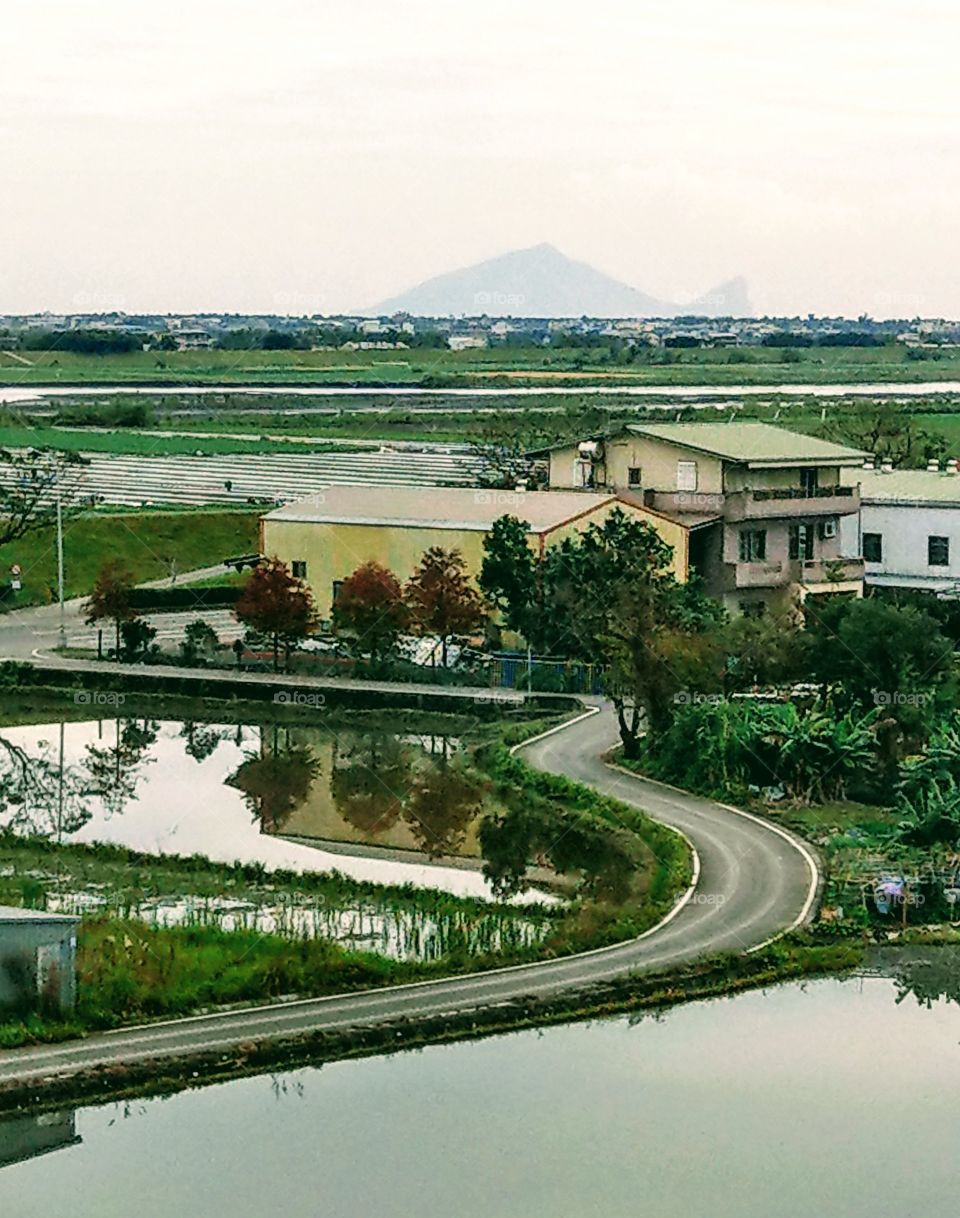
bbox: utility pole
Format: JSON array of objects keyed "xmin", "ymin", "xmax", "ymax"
[{"xmin": 56, "ymin": 465, "xmax": 66, "ymax": 650}]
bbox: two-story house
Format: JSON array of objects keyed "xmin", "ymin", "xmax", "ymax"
[{"xmin": 541, "ymin": 421, "xmax": 866, "ymax": 615}]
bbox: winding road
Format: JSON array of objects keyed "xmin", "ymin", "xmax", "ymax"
[{"xmin": 0, "ymin": 699, "xmax": 819, "ymax": 1094}]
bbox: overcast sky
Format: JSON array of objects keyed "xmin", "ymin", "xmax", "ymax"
[{"xmin": 2, "ymin": 0, "xmax": 957, "ymax": 318}]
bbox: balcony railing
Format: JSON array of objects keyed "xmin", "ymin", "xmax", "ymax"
[
  {"xmin": 792, "ymin": 557, "xmax": 865, "ymax": 585},
  {"xmin": 724, "ymin": 485, "xmax": 860, "ymax": 521},
  {"xmin": 723, "ymin": 560, "xmax": 789, "ymax": 590},
  {"xmin": 750, "ymin": 485, "xmax": 856, "ymax": 501}
]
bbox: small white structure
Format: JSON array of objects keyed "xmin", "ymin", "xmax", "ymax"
[
  {"xmin": 840, "ymin": 462, "xmax": 960, "ymax": 592},
  {"xmin": 0, "ymin": 907, "xmax": 79, "ymax": 1016}
]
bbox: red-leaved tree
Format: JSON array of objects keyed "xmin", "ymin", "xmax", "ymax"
[
  {"xmin": 333, "ymin": 561, "xmax": 408, "ymax": 666},
  {"xmin": 404, "ymin": 547, "xmax": 486, "ymax": 667},
  {"xmin": 234, "ymin": 557, "xmax": 316, "ymax": 671}
]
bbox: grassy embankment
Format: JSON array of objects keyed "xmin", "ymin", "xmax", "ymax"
[
  {"xmin": 4, "ymin": 343, "xmax": 960, "ymax": 387},
  {"xmin": 0, "ymin": 508, "xmax": 260, "ymax": 608}
]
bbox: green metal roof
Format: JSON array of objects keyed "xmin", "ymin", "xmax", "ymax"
[{"xmin": 624, "ymin": 422, "xmax": 867, "ymax": 465}]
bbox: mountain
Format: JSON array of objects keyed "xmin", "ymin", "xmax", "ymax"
[{"xmin": 362, "ymin": 244, "xmax": 751, "ymax": 319}]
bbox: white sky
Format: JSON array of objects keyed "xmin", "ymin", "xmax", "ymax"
[{"xmin": 1, "ymin": 0, "xmax": 957, "ymax": 317}]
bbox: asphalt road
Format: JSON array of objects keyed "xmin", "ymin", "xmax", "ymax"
[{"xmin": 0, "ymin": 704, "xmax": 818, "ymax": 1091}]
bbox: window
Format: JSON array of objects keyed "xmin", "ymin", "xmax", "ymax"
[
  {"xmin": 928, "ymin": 536, "xmax": 950, "ymax": 567},
  {"xmin": 331, "ymin": 579, "xmax": 344, "ymax": 605},
  {"xmin": 291, "ymin": 560, "xmax": 308, "ymax": 579},
  {"xmin": 738, "ymin": 529, "xmax": 767, "ymax": 562},
  {"xmin": 862, "ymin": 532, "xmax": 883, "ymax": 563},
  {"xmin": 738, "ymin": 600, "xmax": 767, "ymax": 619},
  {"xmin": 788, "ymin": 522, "xmax": 814, "ymax": 561},
  {"xmin": 799, "ymin": 468, "xmax": 819, "ymax": 495},
  {"xmin": 627, "ymin": 466, "xmax": 642, "ymax": 488},
  {"xmin": 676, "ymin": 460, "xmax": 698, "ymax": 492}
]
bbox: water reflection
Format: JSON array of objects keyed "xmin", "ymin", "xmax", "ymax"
[
  {"xmin": 0, "ymin": 717, "xmax": 523, "ymax": 900},
  {"xmin": 4, "ymin": 961, "xmax": 960, "ymax": 1218},
  {"xmin": 0, "ymin": 1110, "xmax": 80, "ymax": 1170}
]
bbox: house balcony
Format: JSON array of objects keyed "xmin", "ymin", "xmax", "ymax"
[
  {"xmin": 645, "ymin": 485, "xmax": 859, "ymax": 522},
  {"xmin": 723, "ymin": 485, "xmax": 860, "ymax": 522},
  {"xmin": 722, "ymin": 560, "xmax": 790, "ymax": 591},
  {"xmin": 791, "ymin": 557, "xmax": 865, "ymax": 589}
]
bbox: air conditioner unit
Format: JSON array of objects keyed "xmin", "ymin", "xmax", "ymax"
[{"xmin": 819, "ymin": 519, "xmax": 838, "ymax": 540}]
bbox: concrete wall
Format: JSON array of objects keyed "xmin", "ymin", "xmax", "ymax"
[
  {"xmin": 263, "ymin": 499, "xmax": 689, "ymax": 620},
  {"xmin": 842, "ymin": 501, "xmax": 960, "ymax": 587},
  {"xmin": 0, "ymin": 922, "xmax": 77, "ymax": 1015}
]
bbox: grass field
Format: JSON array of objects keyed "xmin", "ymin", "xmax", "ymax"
[
  {"xmin": 4, "ymin": 342, "xmax": 960, "ymax": 387},
  {"xmin": 0, "ymin": 424, "xmax": 358, "ymax": 456},
  {"xmin": 0, "ymin": 508, "xmax": 260, "ymax": 606}
]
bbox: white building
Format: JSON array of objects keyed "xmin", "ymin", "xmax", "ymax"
[
  {"xmin": 447, "ymin": 334, "xmax": 488, "ymax": 351},
  {"xmin": 840, "ymin": 461, "xmax": 960, "ymax": 593}
]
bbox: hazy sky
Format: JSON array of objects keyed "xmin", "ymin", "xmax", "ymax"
[{"xmin": 2, "ymin": 0, "xmax": 957, "ymax": 317}]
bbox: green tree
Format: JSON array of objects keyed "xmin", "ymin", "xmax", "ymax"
[
  {"xmin": 805, "ymin": 597, "xmax": 952, "ymax": 715},
  {"xmin": 479, "ymin": 515, "xmax": 538, "ymax": 640},
  {"xmin": 722, "ymin": 611, "xmax": 808, "ymax": 691},
  {"xmin": 405, "ymin": 547, "xmax": 486, "ymax": 666}
]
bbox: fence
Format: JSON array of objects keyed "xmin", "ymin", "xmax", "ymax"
[{"xmin": 485, "ymin": 652, "xmax": 606, "ymax": 695}]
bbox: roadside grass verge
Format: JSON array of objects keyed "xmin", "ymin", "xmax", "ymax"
[{"xmin": 0, "ymin": 508, "xmax": 259, "ymax": 608}]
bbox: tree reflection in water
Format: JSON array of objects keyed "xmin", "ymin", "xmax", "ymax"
[
  {"xmin": 179, "ymin": 721, "xmax": 228, "ymax": 764},
  {"xmin": 82, "ymin": 720, "xmax": 160, "ymax": 820},
  {"xmin": 402, "ymin": 748, "xmax": 484, "ymax": 859},
  {"xmin": 226, "ymin": 724, "xmax": 320, "ymax": 833},
  {"xmin": 330, "ymin": 734, "xmax": 411, "ymax": 836},
  {"xmin": 480, "ymin": 802, "xmax": 635, "ymax": 903},
  {"xmin": 0, "ymin": 728, "xmax": 91, "ymax": 839},
  {"xmin": 886, "ymin": 947, "xmax": 960, "ymax": 1009}
]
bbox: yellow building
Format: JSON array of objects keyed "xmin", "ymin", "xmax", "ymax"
[{"xmin": 261, "ymin": 483, "xmax": 690, "ymax": 621}]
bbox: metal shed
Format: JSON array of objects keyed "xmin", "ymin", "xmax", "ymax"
[{"xmin": 0, "ymin": 907, "xmax": 80, "ymax": 1016}]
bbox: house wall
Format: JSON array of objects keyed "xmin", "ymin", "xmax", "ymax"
[
  {"xmin": 0, "ymin": 922, "xmax": 77, "ymax": 1015},
  {"xmin": 263, "ymin": 499, "xmax": 689, "ymax": 620},
  {"xmin": 605, "ymin": 437, "xmax": 725, "ymax": 494},
  {"xmin": 841, "ymin": 501, "xmax": 960, "ymax": 588}
]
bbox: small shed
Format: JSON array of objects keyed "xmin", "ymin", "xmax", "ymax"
[{"xmin": 0, "ymin": 907, "xmax": 80, "ymax": 1016}]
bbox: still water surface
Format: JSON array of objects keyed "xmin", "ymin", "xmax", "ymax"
[
  {"xmin": 0, "ymin": 965, "xmax": 956, "ymax": 1217},
  {"xmin": 3, "ymin": 381, "xmax": 960, "ymax": 404},
  {"xmin": 0, "ymin": 717, "xmax": 505, "ymax": 898}
]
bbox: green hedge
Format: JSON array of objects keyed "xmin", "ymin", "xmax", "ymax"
[{"xmin": 128, "ymin": 585, "xmax": 241, "ymax": 611}]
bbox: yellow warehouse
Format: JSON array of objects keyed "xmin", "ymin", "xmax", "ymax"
[{"xmin": 260, "ymin": 484, "xmax": 690, "ymax": 621}]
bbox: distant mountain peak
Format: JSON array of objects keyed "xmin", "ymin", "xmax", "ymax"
[{"xmin": 362, "ymin": 245, "xmax": 751, "ymax": 319}]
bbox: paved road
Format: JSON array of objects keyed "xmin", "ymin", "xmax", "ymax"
[{"xmin": 0, "ymin": 705, "xmax": 818, "ymax": 1091}]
